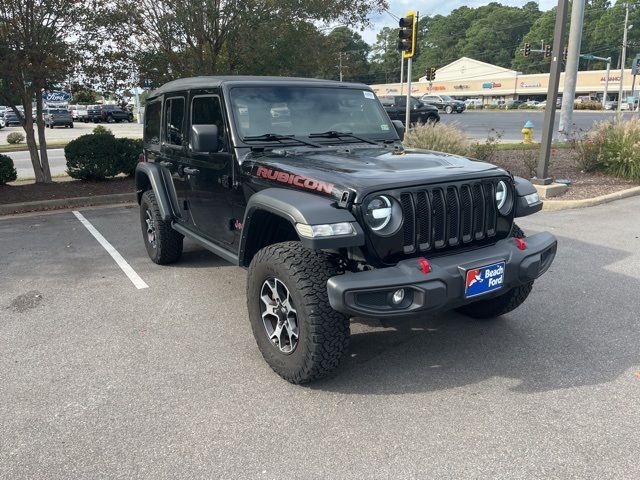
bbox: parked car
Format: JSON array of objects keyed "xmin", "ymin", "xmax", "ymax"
[
  {"xmin": 135, "ymin": 76, "xmax": 557, "ymax": 384},
  {"xmin": 44, "ymin": 108, "xmax": 73, "ymax": 128},
  {"xmin": 4, "ymin": 109, "xmax": 22, "ymax": 126},
  {"xmin": 100, "ymin": 104, "xmax": 133, "ymax": 123},
  {"xmin": 75, "ymin": 105, "xmax": 89, "ymax": 122},
  {"xmin": 505, "ymin": 100, "xmax": 524, "ymax": 109},
  {"xmin": 524, "ymin": 100, "xmax": 539, "ymax": 107},
  {"xmin": 86, "ymin": 105, "xmax": 103, "ymax": 122},
  {"xmin": 378, "ymin": 95, "xmax": 440, "ymax": 125},
  {"xmin": 420, "ymin": 94, "xmax": 466, "ymax": 114},
  {"xmin": 465, "ymin": 98, "xmax": 483, "ymax": 108},
  {"xmin": 0, "ymin": 117, "xmax": 4, "ymax": 129}
]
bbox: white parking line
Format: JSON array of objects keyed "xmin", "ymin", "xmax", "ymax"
[{"xmin": 72, "ymin": 210, "xmax": 149, "ymax": 290}]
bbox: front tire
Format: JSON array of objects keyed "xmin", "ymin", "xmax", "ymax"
[
  {"xmin": 445, "ymin": 105, "xmax": 454, "ymax": 114},
  {"xmin": 456, "ymin": 224, "xmax": 533, "ymax": 319},
  {"xmin": 139, "ymin": 190, "xmax": 183, "ymax": 265},
  {"xmin": 247, "ymin": 241, "xmax": 350, "ymax": 384}
]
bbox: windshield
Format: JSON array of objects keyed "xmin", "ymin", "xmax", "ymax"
[
  {"xmin": 440, "ymin": 95, "xmax": 454, "ymax": 101},
  {"xmin": 229, "ymin": 86, "xmax": 395, "ymax": 142}
]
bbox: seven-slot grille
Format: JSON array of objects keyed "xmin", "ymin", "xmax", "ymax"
[{"xmin": 399, "ymin": 180, "xmax": 501, "ymax": 254}]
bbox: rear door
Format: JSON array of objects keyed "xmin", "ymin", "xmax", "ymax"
[
  {"xmin": 157, "ymin": 94, "xmax": 193, "ymax": 225},
  {"xmin": 185, "ymin": 93, "xmax": 237, "ymax": 246}
]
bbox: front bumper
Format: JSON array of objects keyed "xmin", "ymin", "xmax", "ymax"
[{"xmin": 327, "ymin": 232, "xmax": 557, "ymax": 317}]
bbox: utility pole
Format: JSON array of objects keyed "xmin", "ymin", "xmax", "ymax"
[
  {"xmin": 603, "ymin": 57, "xmax": 612, "ymax": 108},
  {"xmin": 536, "ymin": 0, "xmax": 569, "ymax": 183},
  {"xmin": 338, "ymin": 52, "xmax": 345, "ymax": 82},
  {"xmin": 559, "ymin": 0, "xmax": 585, "ymax": 138},
  {"xmin": 617, "ymin": 2, "xmax": 630, "ymax": 113}
]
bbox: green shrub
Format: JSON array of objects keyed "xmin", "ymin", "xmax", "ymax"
[
  {"xmin": 65, "ymin": 134, "xmax": 120, "ymax": 180},
  {"xmin": 115, "ymin": 138, "xmax": 143, "ymax": 176},
  {"xmin": 404, "ymin": 122, "xmax": 470, "ymax": 156},
  {"xmin": 466, "ymin": 103, "xmax": 475, "ymax": 110},
  {"xmin": 574, "ymin": 119, "xmax": 640, "ymax": 179},
  {"xmin": 6, "ymin": 132, "xmax": 25, "ymax": 144},
  {"xmin": 575, "ymin": 101, "xmax": 602, "ymax": 110},
  {"xmin": 92, "ymin": 125, "xmax": 114, "ymax": 136},
  {"xmin": 470, "ymin": 129, "xmax": 503, "ymax": 162},
  {"xmin": 0, "ymin": 153, "xmax": 17, "ymax": 184}
]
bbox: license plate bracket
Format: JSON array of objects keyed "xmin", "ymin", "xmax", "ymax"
[{"xmin": 464, "ymin": 261, "xmax": 505, "ymax": 298}]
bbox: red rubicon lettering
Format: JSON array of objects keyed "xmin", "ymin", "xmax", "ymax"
[{"xmin": 255, "ymin": 167, "xmax": 334, "ymax": 195}]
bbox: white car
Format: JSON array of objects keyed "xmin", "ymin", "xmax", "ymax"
[{"xmin": 0, "ymin": 117, "xmax": 4, "ymax": 129}]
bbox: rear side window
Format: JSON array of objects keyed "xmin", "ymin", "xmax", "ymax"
[
  {"xmin": 144, "ymin": 101, "xmax": 161, "ymax": 146},
  {"xmin": 164, "ymin": 98, "xmax": 185, "ymax": 146}
]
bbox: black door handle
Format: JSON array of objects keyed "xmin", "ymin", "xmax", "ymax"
[
  {"xmin": 183, "ymin": 167, "xmax": 200, "ymax": 176},
  {"xmin": 158, "ymin": 161, "xmax": 172, "ymax": 168}
]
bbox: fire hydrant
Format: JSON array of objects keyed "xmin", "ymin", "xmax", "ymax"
[{"xmin": 521, "ymin": 120, "xmax": 534, "ymax": 144}]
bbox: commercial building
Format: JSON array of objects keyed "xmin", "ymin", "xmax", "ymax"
[{"xmin": 371, "ymin": 57, "xmax": 637, "ymax": 105}]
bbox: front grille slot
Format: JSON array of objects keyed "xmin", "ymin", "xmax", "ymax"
[
  {"xmin": 400, "ymin": 193, "xmax": 415, "ymax": 253},
  {"xmin": 398, "ymin": 179, "xmax": 506, "ymax": 255}
]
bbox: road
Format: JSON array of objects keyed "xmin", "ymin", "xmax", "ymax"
[
  {"xmin": 1, "ymin": 198, "xmax": 639, "ymax": 478},
  {"xmin": 8, "ymin": 149, "xmax": 66, "ymax": 178},
  {"xmin": 440, "ymin": 110, "xmax": 638, "ymax": 142}
]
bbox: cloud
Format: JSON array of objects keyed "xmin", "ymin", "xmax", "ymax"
[{"xmin": 361, "ymin": 0, "xmax": 557, "ymax": 44}]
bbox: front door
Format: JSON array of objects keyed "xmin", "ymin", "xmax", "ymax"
[{"xmin": 185, "ymin": 94, "xmax": 236, "ymax": 246}]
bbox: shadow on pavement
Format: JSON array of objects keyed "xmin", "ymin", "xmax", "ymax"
[{"xmin": 311, "ymin": 235, "xmax": 639, "ymax": 396}]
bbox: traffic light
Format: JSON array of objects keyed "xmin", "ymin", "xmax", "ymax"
[
  {"xmin": 398, "ymin": 11, "xmax": 417, "ymax": 59},
  {"xmin": 523, "ymin": 43, "xmax": 531, "ymax": 57},
  {"xmin": 563, "ymin": 46, "xmax": 568, "ymax": 61},
  {"xmin": 544, "ymin": 43, "xmax": 552, "ymax": 58},
  {"xmin": 429, "ymin": 67, "xmax": 436, "ymax": 81},
  {"xmin": 632, "ymin": 56, "xmax": 639, "ymax": 75}
]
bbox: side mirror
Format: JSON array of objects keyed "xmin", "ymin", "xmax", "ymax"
[
  {"xmin": 392, "ymin": 120, "xmax": 405, "ymax": 141},
  {"xmin": 191, "ymin": 124, "xmax": 219, "ymax": 153}
]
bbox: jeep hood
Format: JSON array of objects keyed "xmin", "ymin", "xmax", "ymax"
[{"xmin": 242, "ymin": 146, "xmax": 507, "ymax": 203}]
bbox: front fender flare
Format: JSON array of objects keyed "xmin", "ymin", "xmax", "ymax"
[{"xmin": 239, "ymin": 188, "xmax": 365, "ymax": 264}]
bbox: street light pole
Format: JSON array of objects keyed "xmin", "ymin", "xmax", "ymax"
[
  {"xmin": 559, "ymin": 0, "xmax": 585, "ymax": 137},
  {"xmin": 603, "ymin": 57, "xmax": 611, "ymax": 108},
  {"xmin": 400, "ymin": 54, "xmax": 404, "ymax": 95},
  {"xmin": 617, "ymin": 2, "xmax": 630, "ymax": 114}
]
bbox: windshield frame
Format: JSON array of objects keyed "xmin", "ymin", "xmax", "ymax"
[{"xmin": 225, "ymin": 84, "xmax": 399, "ymax": 148}]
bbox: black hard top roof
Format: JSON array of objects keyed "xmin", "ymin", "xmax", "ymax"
[{"xmin": 147, "ymin": 76, "xmax": 369, "ymax": 99}]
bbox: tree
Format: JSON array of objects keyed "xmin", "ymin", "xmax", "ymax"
[
  {"xmin": 0, "ymin": 0, "xmax": 90, "ymax": 183},
  {"xmin": 368, "ymin": 27, "xmax": 400, "ymax": 84}
]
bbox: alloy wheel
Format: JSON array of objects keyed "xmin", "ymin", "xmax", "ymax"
[
  {"xmin": 145, "ymin": 209, "xmax": 157, "ymax": 249},
  {"xmin": 260, "ymin": 277, "xmax": 299, "ymax": 354}
]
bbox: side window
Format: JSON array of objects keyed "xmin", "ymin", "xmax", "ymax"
[
  {"xmin": 191, "ymin": 96, "xmax": 226, "ymax": 152},
  {"xmin": 164, "ymin": 97, "xmax": 185, "ymax": 146},
  {"xmin": 396, "ymin": 97, "xmax": 407, "ymax": 107},
  {"xmin": 144, "ymin": 101, "xmax": 161, "ymax": 146}
]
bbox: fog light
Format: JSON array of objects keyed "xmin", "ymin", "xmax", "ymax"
[{"xmin": 392, "ymin": 289, "xmax": 405, "ymax": 305}]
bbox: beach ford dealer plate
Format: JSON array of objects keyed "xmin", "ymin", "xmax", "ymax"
[{"xmin": 464, "ymin": 261, "xmax": 505, "ymax": 298}]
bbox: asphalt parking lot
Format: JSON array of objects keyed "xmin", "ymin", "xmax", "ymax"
[
  {"xmin": 1, "ymin": 198, "xmax": 640, "ymax": 479},
  {"xmin": 0, "ymin": 121, "xmax": 142, "ymax": 145}
]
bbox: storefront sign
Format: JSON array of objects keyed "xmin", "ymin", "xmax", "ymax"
[
  {"xmin": 482, "ymin": 82, "xmax": 502, "ymax": 89},
  {"xmin": 432, "ymin": 85, "xmax": 446, "ymax": 91},
  {"xmin": 384, "ymin": 88, "xmax": 399, "ymax": 93},
  {"xmin": 520, "ymin": 82, "xmax": 541, "ymax": 88},
  {"xmin": 453, "ymin": 85, "xmax": 470, "ymax": 90},
  {"xmin": 600, "ymin": 76, "xmax": 620, "ymax": 84}
]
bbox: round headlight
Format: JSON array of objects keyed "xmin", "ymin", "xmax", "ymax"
[
  {"xmin": 364, "ymin": 195, "xmax": 402, "ymax": 235},
  {"xmin": 495, "ymin": 180, "xmax": 512, "ymax": 214}
]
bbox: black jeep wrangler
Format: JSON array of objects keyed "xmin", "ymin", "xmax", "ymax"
[{"xmin": 135, "ymin": 76, "xmax": 557, "ymax": 384}]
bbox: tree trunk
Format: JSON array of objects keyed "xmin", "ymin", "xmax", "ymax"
[
  {"xmin": 20, "ymin": 90, "xmax": 46, "ymax": 184},
  {"xmin": 35, "ymin": 90, "xmax": 52, "ymax": 182}
]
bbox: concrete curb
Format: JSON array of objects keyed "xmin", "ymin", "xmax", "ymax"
[
  {"xmin": 543, "ymin": 186, "xmax": 640, "ymax": 211},
  {"xmin": 0, "ymin": 193, "xmax": 136, "ymax": 215}
]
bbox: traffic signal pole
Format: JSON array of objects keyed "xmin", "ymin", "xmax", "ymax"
[
  {"xmin": 405, "ymin": 57, "xmax": 413, "ymax": 129},
  {"xmin": 536, "ymin": 0, "xmax": 569, "ymax": 183}
]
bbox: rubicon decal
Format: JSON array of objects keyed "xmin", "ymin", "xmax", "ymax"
[{"xmin": 255, "ymin": 166, "xmax": 334, "ymax": 195}]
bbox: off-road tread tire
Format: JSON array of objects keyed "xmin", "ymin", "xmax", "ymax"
[
  {"xmin": 140, "ymin": 190, "xmax": 183, "ymax": 265},
  {"xmin": 456, "ymin": 223, "xmax": 533, "ymax": 319},
  {"xmin": 247, "ymin": 241, "xmax": 349, "ymax": 384}
]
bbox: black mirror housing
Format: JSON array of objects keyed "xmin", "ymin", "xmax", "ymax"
[
  {"xmin": 191, "ymin": 124, "xmax": 219, "ymax": 153},
  {"xmin": 392, "ymin": 120, "xmax": 405, "ymax": 141}
]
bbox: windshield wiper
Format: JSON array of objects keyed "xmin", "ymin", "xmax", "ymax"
[
  {"xmin": 308, "ymin": 130, "xmax": 380, "ymax": 145},
  {"xmin": 243, "ymin": 133, "xmax": 321, "ymax": 148}
]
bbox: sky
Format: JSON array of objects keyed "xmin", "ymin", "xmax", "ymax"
[{"xmin": 361, "ymin": 0, "xmax": 559, "ymax": 44}]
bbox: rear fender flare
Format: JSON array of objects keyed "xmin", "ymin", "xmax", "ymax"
[{"xmin": 135, "ymin": 162, "xmax": 180, "ymax": 222}]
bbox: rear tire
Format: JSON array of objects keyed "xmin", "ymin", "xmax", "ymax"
[
  {"xmin": 456, "ymin": 223, "xmax": 533, "ymax": 319},
  {"xmin": 140, "ymin": 190, "xmax": 183, "ymax": 265},
  {"xmin": 247, "ymin": 241, "xmax": 350, "ymax": 384}
]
